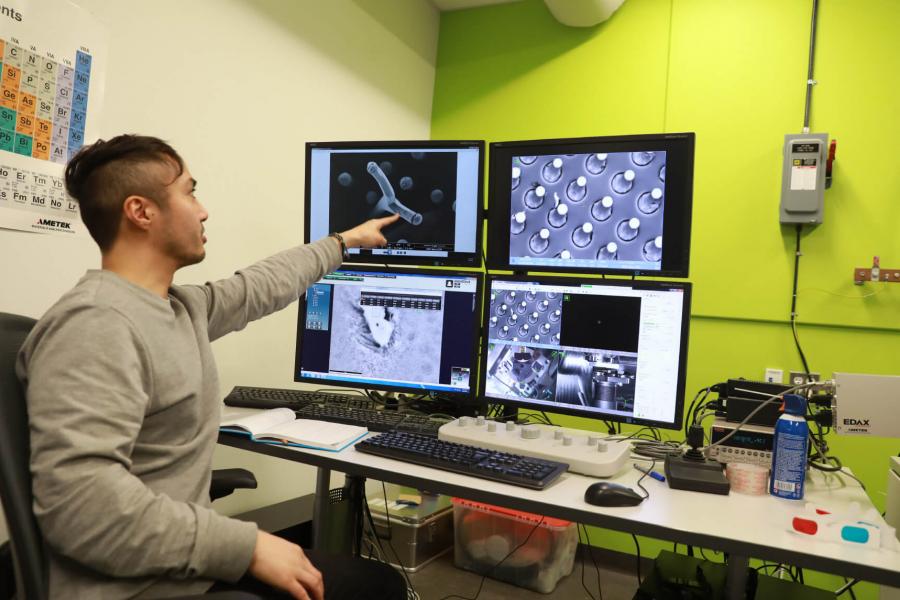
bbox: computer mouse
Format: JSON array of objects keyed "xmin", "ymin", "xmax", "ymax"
[{"xmin": 584, "ymin": 481, "xmax": 644, "ymax": 507}]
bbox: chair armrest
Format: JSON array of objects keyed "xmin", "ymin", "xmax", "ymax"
[{"xmin": 210, "ymin": 468, "xmax": 257, "ymax": 501}]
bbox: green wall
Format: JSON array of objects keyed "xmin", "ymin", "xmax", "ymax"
[{"xmin": 432, "ymin": 0, "xmax": 900, "ymax": 597}]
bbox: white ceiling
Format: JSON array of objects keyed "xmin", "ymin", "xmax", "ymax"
[
  {"xmin": 427, "ymin": 0, "xmax": 625, "ymax": 27},
  {"xmin": 428, "ymin": 0, "xmax": 520, "ymax": 11}
]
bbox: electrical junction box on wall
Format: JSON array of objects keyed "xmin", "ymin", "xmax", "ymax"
[{"xmin": 780, "ymin": 133, "xmax": 828, "ymax": 224}]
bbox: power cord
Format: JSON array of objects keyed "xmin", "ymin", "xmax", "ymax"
[
  {"xmin": 755, "ymin": 563, "xmax": 799, "ymax": 582},
  {"xmin": 361, "ymin": 485, "xmax": 419, "ymax": 600},
  {"xmin": 579, "ymin": 524, "xmax": 604, "ymax": 600},
  {"xmin": 378, "ymin": 482, "xmax": 414, "ymax": 579},
  {"xmin": 603, "ymin": 422, "xmax": 681, "ymax": 459},
  {"xmin": 784, "ymin": 231, "xmax": 862, "ymax": 486},
  {"xmin": 630, "ymin": 534, "xmax": 643, "ymax": 584},
  {"xmin": 698, "ymin": 547, "xmax": 725, "ymax": 564},
  {"xmin": 629, "ymin": 438, "xmax": 683, "ymax": 460},
  {"xmin": 578, "ymin": 541, "xmax": 598, "ymax": 600},
  {"xmin": 836, "ymin": 577, "xmax": 859, "ymax": 598},
  {"xmin": 313, "ymin": 387, "xmax": 369, "ymax": 398},
  {"xmin": 702, "ymin": 381, "xmax": 822, "ymax": 453},
  {"xmin": 633, "ymin": 459, "xmax": 657, "ymax": 500},
  {"xmin": 607, "ymin": 427, "xmax": 664, "ymax": 443},
  {"xmin": 684, "ymin": 384, "xmax": 725, "ymax": 439},
  {"xmin": 708, "ymin": 382, "xmax": 868, "ymax": 492},
  {"xmin": 790, "ymin": 224, "xmax": 813, "ymax": 379}
]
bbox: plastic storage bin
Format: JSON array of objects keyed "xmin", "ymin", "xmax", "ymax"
[{"xmin": 452, "ymin": 498, "xmax": 577, "ymax": 593}]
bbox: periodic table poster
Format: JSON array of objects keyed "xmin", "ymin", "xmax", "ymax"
[{"xmin": 0, "ymin": 0, "xmax": 106, "ymax": 237}]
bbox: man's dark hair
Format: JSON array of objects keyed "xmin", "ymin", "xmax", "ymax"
[{"xmin": 64, "ymin": 135, "xmax": 185, "ymax": 250}]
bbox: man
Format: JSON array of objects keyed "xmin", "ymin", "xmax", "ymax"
[{"xmin": 16, "ymin": 135, "xmax": 405, "ymax": 600}]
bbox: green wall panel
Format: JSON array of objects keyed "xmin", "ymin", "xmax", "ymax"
[
  {"xmin": 434, "ymin": 0, "xmax": 900, "ymax": 329},
  {"xmin": 433, "ymin": 0, "xmax": 670, "ymax": 141},
  {"xmin": 433, "ymin": 1, "xmax": 900, "ymax": 596}
]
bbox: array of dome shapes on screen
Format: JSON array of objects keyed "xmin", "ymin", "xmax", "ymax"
[
  {"xmin": 488, "ymin": 289, "xmax": 564, "ymax": 346},
  {"xmin": 509, "ymin": 151, "xmax": 666, "ymax": 264}
]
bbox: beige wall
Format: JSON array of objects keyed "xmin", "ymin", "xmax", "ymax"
[{"xmin": 0, "ymin": 0, "xmax": 439, "ymax": 537}]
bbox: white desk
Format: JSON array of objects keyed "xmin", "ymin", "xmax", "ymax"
[{"xmin": 219, "ymin": 422, "xmax": 900, "ymax": 598}]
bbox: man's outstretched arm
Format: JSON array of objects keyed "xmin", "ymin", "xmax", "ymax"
[{"xmin": 195, "ymin": 215, "xmax": 399, "ymax": 341}]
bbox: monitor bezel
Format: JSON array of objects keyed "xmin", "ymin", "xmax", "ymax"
[
  {"xmin": 304, "ymin": 140, "xmax": 485, "ymax": 268},
  {"xmin": 294, "ymin": 264, "xmax": 484, "ymax": 401},
  {"xmin": 486, "ymin": 132, "xmax": 694, "ymax": 278},
  {"xmin": 478, "ymin": 273, "xmax": 692, "ymax": 431}
]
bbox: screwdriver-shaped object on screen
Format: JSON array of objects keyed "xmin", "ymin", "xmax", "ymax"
[{"xmin": 367, "ymin": 161, "xmax": 424, "ymax": 226}]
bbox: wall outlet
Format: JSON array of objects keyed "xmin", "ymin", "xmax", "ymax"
[
  {"xmin": 765, "ymin": 368, "xmax": 784, "ymax": 383},
  {"xmin": 789, "ymin": 371, "xmax": 820, "ymax": 386}
]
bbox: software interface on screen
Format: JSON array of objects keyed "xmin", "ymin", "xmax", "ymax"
[
  {"xmin": 483, "ymin": 278, "xmax": 688, "ymax": 426},
  {"xmin": 307, "ymin": 144, "xmax": 481, "ymax": 262},
  {"xmin": 297, "ymin": 270, "xmax": 480, "ymax": 394},
  {"xmin": 508, "ymin": 150, "xmax": 667, "ymax": 271}
]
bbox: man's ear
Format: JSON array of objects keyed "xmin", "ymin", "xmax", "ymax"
[{"xmin": 122, "ymin": 195, "xmax": 158, "ymax": 231}]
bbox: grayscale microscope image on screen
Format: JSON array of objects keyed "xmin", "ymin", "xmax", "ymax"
[
  {"xmin": 509, "ymin": 151, "xmax": 666, "ymax": 270},
  {"xmin": 328, "ymin": 152, "xmax": 457, "ymax": 249},
  {"xmin": 485, "ymin": 346, "xmax": 639, "ymax": 415},
  {"xmin": 328, "ymin": 285, "xmax": 444, "ymax": 384},
  {"xmin": 484, "ymin": 281, "xmax": 643, "ymax": 418},
  {"xmin": 485, "ymin": 343, "xmax": 560, "ymax": 401},
  {"xmin": 555, "ymin": 350, "xmax": 638, "ymax": 414},
  {"xmin": 486, "ymin": 288, "xmax": 563, "ymax": 345}
]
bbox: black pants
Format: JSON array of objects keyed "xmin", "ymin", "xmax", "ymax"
[{"xmin": 208, "ymin": 550, "xmax": 407, "ymax": 600}]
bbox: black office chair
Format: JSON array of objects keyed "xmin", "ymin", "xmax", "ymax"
[{"xmin": 0, "ymin": 312, "xmax": 260, "ymax": 600}]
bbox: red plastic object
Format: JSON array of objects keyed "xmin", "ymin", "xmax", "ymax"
[
  {"xmin": 792, "ymin": 516, "xmax": 819, "ymax": 535},
  {"xmin": 826, "ymin": 139, "xmax": 837, "ymax": 176},
  {"xmin": 452, "ymin": 497, "xmax": 572, "ymax": 528}
]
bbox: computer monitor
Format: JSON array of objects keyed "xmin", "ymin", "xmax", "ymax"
[
  {"xmin": 486, "ymin": 133, "xmax": 694, "ymax": 277},
  {"xmin": 295, "ymin": 266, "xmax": 482, "ymax": 399},
  {"xmin": 479, "ymin": 274, "xmax": 691, "ymax": 430},
  {"xmin": 305, "ymin": 140, "xmax": 484, "ymax": 267}
]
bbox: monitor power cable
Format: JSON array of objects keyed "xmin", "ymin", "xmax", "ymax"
[
  {"xmin": 702, "ymin": 381, "xmax": 823, "ymax": 453},
  {"xmin": 699, "ymin": 381, "xmax": 867, "ymax": 491},
  {"xmin": 631, "ymin": 534, "xmax": 643, "ymax": 584},
  {"xmin": 361, "ymin": 484, "xmax": 419, "ymax": 600},
  {"xmin": 578, "ymin": 524, "xmax": 604, "ymax": 600},
  {"xmin": 790, "ymin": 224, "xmax": 814, "ymax": 381}
]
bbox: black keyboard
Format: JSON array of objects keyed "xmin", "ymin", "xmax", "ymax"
[
  {"xmin": 224, "ymin": 386, "xmax": 373, "ymax": 410},
  {"xmin": 225, "ymin": 386, "xmax": 444, "ymax": 435},
  {"xmin": 394, "ymin": 414, "xmax": 445, "ymax": 437},
  {"xmin": 355, "ymin": 431, "xmax": 568, "ymax": 490},
  {"xmin": 296, "ymin": 404, "xmax": 406, "ymax": 432}
]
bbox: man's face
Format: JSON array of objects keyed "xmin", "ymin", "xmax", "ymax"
[{"xmin": 155, "ymin": 163, "xmax": 208, "ymax": 268}]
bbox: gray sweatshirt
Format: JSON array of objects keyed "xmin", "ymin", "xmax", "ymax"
[{"xmin": 16, "ymin": 238, "xmax": 341, "ymax": 599}]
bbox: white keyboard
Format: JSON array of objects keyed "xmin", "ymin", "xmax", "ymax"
[{"xmin": 438, "ymin": 417, "xmax": 630, "ymax": 478}]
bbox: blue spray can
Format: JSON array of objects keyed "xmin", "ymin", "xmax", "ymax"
[{"xmin": 770, "ymin": 394, "xmax": 809, "ymax": 499}]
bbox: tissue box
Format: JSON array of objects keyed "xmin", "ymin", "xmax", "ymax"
[{"xmin": 452, "ymin": 498, "xmax": 577, "ymax": 593}]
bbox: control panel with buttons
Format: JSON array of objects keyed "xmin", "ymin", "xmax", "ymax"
[
  {"xmin": 440, "ymin": 417, "xmax": 630, "ymax": 477},
  {"xmin": 708, "ymin": 418, "xmax": 775, "ymax": 468}
]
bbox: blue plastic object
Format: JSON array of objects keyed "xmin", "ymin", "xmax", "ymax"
[
  {"xmin": 840, "ymin": 525, "xmax": 870, "ymax": 544},
  {"xmin": 770, "ymin": 394, "xmax": 809, "ymax": 500}
]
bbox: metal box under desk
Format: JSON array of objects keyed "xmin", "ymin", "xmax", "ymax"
[{"xmin": 366, "ymin": 484, "xmax": 454, "ymax": 573}]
